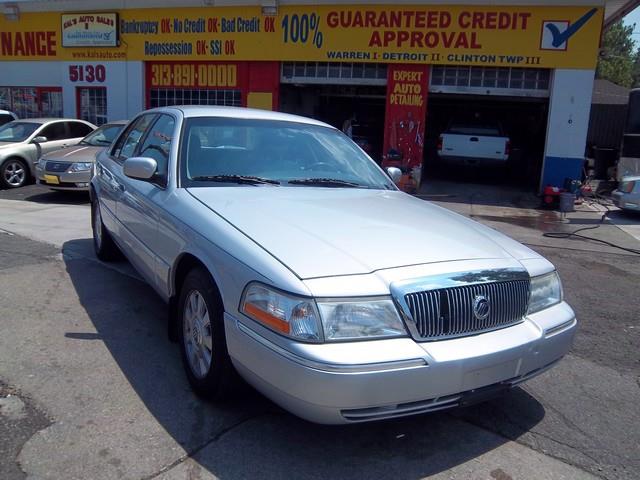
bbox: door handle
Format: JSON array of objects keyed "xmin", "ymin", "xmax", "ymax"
[{"xmin": 470, "ymin": 137, "xmax": 479, "ymax": 142}]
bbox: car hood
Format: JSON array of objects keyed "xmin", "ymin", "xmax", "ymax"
[
  {"xmin": 0, "ymin": 141, "xmax": 23, "ymax": 150},
  {"xmin": 188, "ymin": 187, "xmax": 540, "ymax": 279},
  {"xmin": 42, "ymin": 145, "xmax": 101, "ymax": 162}
]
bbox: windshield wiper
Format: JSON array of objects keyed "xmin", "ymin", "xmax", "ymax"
[
  {"xmin": 288, "ymin": 178, "xmax": 365, "ymax": 188},
  {"xmin": 191, "ymin": 174, "xmax": 280, "ymax": 185}
]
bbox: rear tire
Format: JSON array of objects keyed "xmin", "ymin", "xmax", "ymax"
[
  {"xmin": 178, "ymin": 267, "xmax": 236, "ymax": 401},
  {"xmin": 0, "ymin": 158, "xmax": 29, "ymax": 189},
  {"xmin": 91, "ymin": 197, "xmax": 119, "ymax": 261}
]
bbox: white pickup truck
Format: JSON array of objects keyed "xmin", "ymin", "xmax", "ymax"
[{"xmin": 437, "ymin": 120, "xmax": 510, "ymax": 167}]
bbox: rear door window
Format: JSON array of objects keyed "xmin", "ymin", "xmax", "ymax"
[
  {"xmin": 67, "ymin": 121, "xmax": 94, "ymax": 138},
  {"xmin": 40, "ymin": 122, "xmax": 68, "ymax": 141}
]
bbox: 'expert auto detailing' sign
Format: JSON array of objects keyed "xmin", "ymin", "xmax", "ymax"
[{"xmin": 0, "ymin": 5, "xmax": 602, "ymax": 68}]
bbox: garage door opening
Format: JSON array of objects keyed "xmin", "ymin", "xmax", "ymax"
[
  {"xmin": 280, "ymin": 62, "xmax": 387, "ymax": 163},
  {"xmin": 423, "ymin": 66, "xmax": 551, "ymax": 190},
  {"xmin": 425, "ymin": 95, "xmax": 549, "ymax": 189}
]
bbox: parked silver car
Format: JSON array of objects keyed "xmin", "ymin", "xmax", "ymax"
[
  {"xmin": 36, "ymin": 121, "xmax": 127, "ymax": 191},
  {"xmin": 91, "ymin": 106, "xmax": 576, "ymax": 424},
  {"xmin": 612, "ymin": 176, "xmax": 640, "ymax": 212},
  {"xmin": 0, "ymin": 118, "xmax": 96, "ymax": 188}
]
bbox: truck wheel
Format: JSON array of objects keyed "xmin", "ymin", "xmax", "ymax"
[
  {"xmin": 91, "ymin": 198, "xmax": 119, "ymax": 261},
  {"xmin": 178, "ymin": 267, "xmax": 236, "ymax": 401},
  {"xmin": 1, "ymin": 158, "xmax": 29, "ymax": 189}
]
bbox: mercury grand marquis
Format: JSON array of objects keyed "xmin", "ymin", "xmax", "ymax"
[{"xmin": 90, "ymin": 106, "xmax": 576, "ymax": 424}]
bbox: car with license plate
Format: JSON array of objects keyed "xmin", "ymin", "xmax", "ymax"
[
  {"xmin": 36, "ymin": 120, "xmax": 127, "ymax": 191},
  {"xmin": 90, "ymin": 106, "xmax": 576, "ymax": 424},
  {"xmin": 0, "ymin": 118, "xmax": 96, "ymax": 189}
]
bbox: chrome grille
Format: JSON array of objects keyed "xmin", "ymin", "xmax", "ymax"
[
  {"xmin": 45, "ymin": 161, "xmax": 71, "ymax": 173},
  {"xmin": 404, "ymin": 280, "xmax": 530, "ymax": 340}
]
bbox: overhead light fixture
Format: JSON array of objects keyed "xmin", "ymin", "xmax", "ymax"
[
  {"xmin": 261, "ymin": 0, "xmax": 277, "ymax": 16},
  {"xmin": 3, "ymin": 4, "xmax": 19, "ymax": 21},
  {"xmin": 261, "ymin": 6, "xmax": 277, "ymax": 15}
]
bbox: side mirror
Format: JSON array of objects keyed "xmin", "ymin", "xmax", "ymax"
[
  {"xmin": 32, "ymin": 136, "xmax": 48, "ymax": 143},
  {"xmin": 386, "ymin": 167, "xmax": 402, "ymax": 184},
  {"xmin": 123, "ymin": 157, "xmax": 157, "ymax": 180}
]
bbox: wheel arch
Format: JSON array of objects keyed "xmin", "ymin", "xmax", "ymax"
[
  {"xmin": 1, "ymin": 155, "xmax": 32, "ymax": 178},
  {"xmin": 168, "ymin": 252, "xmax": 224, "ymax": 342}
]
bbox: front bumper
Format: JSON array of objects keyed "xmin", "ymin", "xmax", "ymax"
[
  {"xmin": 226, "ymin": 301, "xmax": 576, "ymax": 424},
  {"xmin": 437, "ymin": 154, "xmax": 509, "ymax": 168},
  {"xmin": 35, "ymin": 165, "xmax": 91, "ymax": 191}
]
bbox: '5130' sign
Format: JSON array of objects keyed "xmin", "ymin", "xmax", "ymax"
[{"xmin": 68, "ymin": 65, "xmax": 106, "ymax": 83}]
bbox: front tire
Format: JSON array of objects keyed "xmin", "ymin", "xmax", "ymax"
[
  {"xmin": 178, "ymin": 267, "xmax": 236, "ymax": 401},
  {"xmin": 0, "ymin": 158, "xmax": 29, "ymax": 189},
  {"xmin": 91, "ymin": 197, "xmax": 119, "ymax": 261}
]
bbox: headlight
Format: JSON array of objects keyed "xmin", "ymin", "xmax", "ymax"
[
  {"xmin": 317, "ymin": 299, "xmax": 407, "ymax": 341},
  {"xmin": 240, "ymin": 283, "xmax": 321, "ymax": 342},
  {"xmin": 69, "ymin": 162, "xmax": 93, "ymax": 172},
  {"xmin": 240, "ymin": 283, "xmax": 408, "ymax": 342},
  {"xmin": 527, "ymin": 271, "xmax": 563, "ymax": 314}
]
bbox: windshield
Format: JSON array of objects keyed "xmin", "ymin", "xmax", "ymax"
[
  {"xmin": 81, "ymin": 123, "xmax": 125, "ymax": 146},
  {"xmin": 180, "ymin": 117, "xmax": 394, "ymax": 190},
  {"xmin": 0, "ymin": 121, "xmax": 41, "ymax": 142}
]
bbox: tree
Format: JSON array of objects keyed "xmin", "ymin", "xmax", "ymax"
[{"xmin": 597, "ymin": 21, "xmax": 636, "ymax": 88}]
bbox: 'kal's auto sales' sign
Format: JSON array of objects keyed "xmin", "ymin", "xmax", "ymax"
[{"xmin": 61, "ymin": 13, "xmax": 118, "ymax": 48}]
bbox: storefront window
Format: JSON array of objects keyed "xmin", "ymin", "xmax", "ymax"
[
  {"xmin": 431, "ymin": 66, "xmax": 550, "ymax": 93},
  {"xmin": 0, "ymin": 87, "xmax": 63, "ymax": 118},
  {"xmin": 281, "ymin": 62, "xmax": 388, "ymax": 85},
  {"xmin": 77, "ymin": 87, "xmax": 107, "ymax": 125},
  {"xmin": 149, "ymin": 88, "xmax": 241, "ymax": 108}
]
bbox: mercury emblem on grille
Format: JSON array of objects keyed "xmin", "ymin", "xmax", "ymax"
[{"xmin": 473, "ymin": 295, "xmax": 490, "ymax": 320}]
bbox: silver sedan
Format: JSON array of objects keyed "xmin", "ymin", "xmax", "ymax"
[
  {"xmin": 91, "ymin": 106, "xmax": 576, "ymax": 424},
  {"xmin": 0, "ymin": 118, "xmax": 96, "ymax": 189},
  {"xmin": 612, "ymin": 176, "xmax": 640, "ymax": 212},
  {"xmin": 36, "ymin": 121, "xmax": 127, "ymax": 191}
]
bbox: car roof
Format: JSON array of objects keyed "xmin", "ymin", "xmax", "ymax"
[
  {"xmin": 12, "ymin": 118, "xmax": 94, "ymax": 124},
  {"xmin": 147, "ymin": 105, "xmax": 333, "ymax": 129},
  {"xmin": 101, "ymin": 120, "xmax": 129, "ymax": 126}
]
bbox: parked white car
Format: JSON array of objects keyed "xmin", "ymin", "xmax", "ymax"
[
  {"xmin": 0, "ymin": 118, "xmax": 96, "ymax": 188},
  {"xmin": 91, "ymin": 106, "xmax": 576, "ymax": 424}
]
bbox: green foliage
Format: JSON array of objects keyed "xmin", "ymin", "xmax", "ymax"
[{"xmin": 597, "ymin": 21, "xmax": 636, "ymax": 88}]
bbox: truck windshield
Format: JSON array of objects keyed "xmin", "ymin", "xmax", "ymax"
[{"xmin": 180, "ymin": 117, "xmax": 395, "ymax": 190}]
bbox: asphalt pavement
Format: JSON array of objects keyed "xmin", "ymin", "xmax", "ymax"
[{"xmin": 0, "ymin": 182, "xmax": 639, "ymax": 480}]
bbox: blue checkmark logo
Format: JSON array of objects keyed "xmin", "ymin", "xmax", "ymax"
[{"xmin": 545, "ymin": 8, "xmax": 598, "ymax": 48}]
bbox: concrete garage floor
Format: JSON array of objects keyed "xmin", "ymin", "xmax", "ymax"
[{"xmin": 0, "ymin": 183, "xmax": 639, "ymax": 480}]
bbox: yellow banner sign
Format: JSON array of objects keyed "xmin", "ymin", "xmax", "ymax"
[{"xmin": 0, "ymin": 5, "xmax": 603, "ymax": 68}]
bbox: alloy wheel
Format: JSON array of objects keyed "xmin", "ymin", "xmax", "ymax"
[
  {"xmin": 183, "ymin": 290, "xmax": 213, "ymax": 379},
  {"xmin": 3, "ymin": 161, "xmax": 26, "ymax": 187}
]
